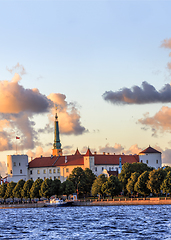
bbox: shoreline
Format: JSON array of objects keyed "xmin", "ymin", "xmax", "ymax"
[{"xmin": 1, "ymin": 198, "xmax": 171, "ymax": 208}]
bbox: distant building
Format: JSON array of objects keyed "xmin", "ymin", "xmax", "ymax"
[{"xmin": 6, "ymin": 111, "xmax": 162, "ymax": 183}]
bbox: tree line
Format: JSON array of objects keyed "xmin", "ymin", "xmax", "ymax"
[
  {"xmin": 1, "ymin": 163, "xmax": 171, "ymax": 202},
  {"xmin": 0, "ymin": 167, "xmax": 96, "ymax": 202}
]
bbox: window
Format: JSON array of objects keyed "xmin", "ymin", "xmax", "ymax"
[
  {"xmin": 146, "ymin": 160, "xmax": 148, "ymax": 164},
  {"xmin": 38, "ymin": 177, "xmax": 40, "ymax": 179},
  {"xmin": 54, "ymin": 176, "xmax": 56, "ymax": 180},
  {"xmin": 19, "ymin": 163, "xmax": 20, "ymax": 166},
  {"xmin": 66, "ymin": 168, "xmax": 69, "ymax": 173},
  {"xmin": 53, "ymin": 169, "xmax": 56, "ymax": 173},
  {"xmin": 49, "ymin": 169, "xmax": 52, "ymax": 174},
  {"xmin": 44, "ymin": 177, "xmax": 46, "ymax": 180},
  {"xmin": 141, "ymin": 160, "xmax": 143, "ymax": 163},
  {"xmin": 109, "ymin": 167, "xmax": 111, "ymax": 171},
  {"xmin": 13, "ymin": 162, "xmax": 16, "ymax": 166},
  {"xmin": 58, "ymin": 176, "xmax": 60, "ymax": 180},
  {"xmin": 43, "ymin": 169, "xmax": 46, "ymax": 174},
  {"xmin": 95, "ymin": 167, "xmax": 97, "ymax": 171},
  {"xmin": 102, "ymin": 167, "xmax": 104, "ymax": 171},
  {"xmin": 30, "ymin": 170, "xmax": 32, "ymax": 175},
  {"xmin": 50, "ymin": 177, "xmax": 52, "ymax": 179},
  {"xmin": 10, "ymin": 170, "xmax": 12, "ymax": 174},
  {"xmin": 57, "ymin": 168, "xmax": 60, "ymax": 173},
  {"xmin": 20, "ymin": 169, "xmax": 22, "ymax": 174},
  {"xmin": 37, "ymin": 170, "xmax": 40, "ymax": 174},
  {"xmin": 156, "ymin": 160, "xmax": 158, "ymax": 164},
  {"xmin": 31, "ymin": 178, "xmax": 33, "ymax": 180}
]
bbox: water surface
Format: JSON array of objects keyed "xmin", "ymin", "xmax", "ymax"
[{"xmin": 0, "ymin": 205, "xmax": 171, "ymax": 239}]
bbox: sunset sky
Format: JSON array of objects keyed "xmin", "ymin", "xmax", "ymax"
[{"xmin": 1, "ymin": 0, "xmax": 171, "ymax": 176}]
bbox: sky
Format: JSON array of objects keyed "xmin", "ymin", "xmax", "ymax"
[{"xmin": 1, "ymin": 0, "xmax": 171, "ymax": 176}]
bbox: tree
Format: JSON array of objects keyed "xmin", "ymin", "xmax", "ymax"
[
  {"xmin": 5, "ymin": 181, "xmax": 17, "ymax": 200},
  {"xmin": 0, "ymin": 182, "xmax": 7, "ymax": 200},
  {"xmin": 126, "ymin": 172, "xmax": 140, "ymax": 196},
  {"xmin": 21, "ymin": 179, "xmax": 34, "ymax": 200},
  {"xmin": 161, "ymin": 171, "xmax": 171, "ymax": 196},
  {"xmin": 134, "ymin": 171, "xmax": 150, "ymax": 198},
  {"xmin": 91, "ymin": 174, "xmax": 107, "ymax": 198},
  {"xmin": 84, "ymin": 168, "xmax": 96, "ymax": 195},
  {"xmin": 102, "ymin": 175, "xmax": 122, "ymax": 199},
  {"xmin": 30, "ymin": 178, "xmax": 43, "ymax": 199},
  {"xmin": 13, "ymin": 179, "xmax": 25, "ymax": 199},
  {"xmin": 39, "ymin": 178, "xmax": 53, "ymax": 199},
  {"xmin": 51, "ymin": 179, "xmax": 62, "ymax": 197},
  {"xmin": 118, "ymin": 162, "xmax": 153, "ymax": 194},
  {"xmin": 147, "ymin": 168, "xmax": 167, "ymax": 196},
  {"xmin": 68, "ymin": 167, "xmax": 87, "ymax": 196},
  {"xmin": 61, "ymin": 179, "xmax": 75, "ymax": 198}
]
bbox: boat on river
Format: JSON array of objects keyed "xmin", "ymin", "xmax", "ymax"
[{"xmin": 45, "ymin": 198, "xmax": 73, "ymax": 207}]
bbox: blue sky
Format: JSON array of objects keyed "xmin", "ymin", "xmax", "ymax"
[{"xmin": 0, "ymin": 0, "xmax": 171, "ymax": 175}]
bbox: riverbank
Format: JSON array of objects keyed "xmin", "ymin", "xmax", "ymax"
[
  {"xmin": 1, "ymin": 197, "xmax": 171, "ymax": 208},
  {"xmin": 73, "ymin": 197, "xmax": 171, "ymax": 206}
]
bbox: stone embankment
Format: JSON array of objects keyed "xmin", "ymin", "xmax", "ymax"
[
  {"xmin": 0, "ymin": 202, "xmax": 45, "ymax": 209},
  {"xmin": 73, "ymin": 198, "xmax": 171, "ymax": 206}
]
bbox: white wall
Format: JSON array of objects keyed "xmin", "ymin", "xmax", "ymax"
[
  {"xmin": 7, "ymin": 155, "xmax": 29, "ymax": 182},
  {"xmin": 139, "ymin": 153, "xmax": 161, "ymax": 169}
]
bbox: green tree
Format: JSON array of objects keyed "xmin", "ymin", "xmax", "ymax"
[
  {"xmin": 118, "ymin": 162, "xmax": 153, "ymax": 194},
  {"xmin": 68, "ymin": 167, "xmax": 87, "ymax": 196},
  {"xmin": 39, "ymin": 178, "xmax": 53, "ymax": 199},
  {"xmin": 161, "ymin": 171, "xmax": 171, "ymax": 196},
  {"xmin": 13, "ymin": 179, "xmax": 25, "ymax": 199},
  {"xmin": 0, "ymin": 182, "xmax": 7, "ymax": 200},
  {"xmin": 147, "ymin": 168, "xmax": 167, "ymax": 196},
  {"xmin": 30, "ymin": 178, "xmax": 43, "ymax": 199},
  {"xmin": 91, "ymin": 174, "xmax": 107, "ymax": 198},
  {"xmin": 21, "ymin": 179, "xmax": 34, "ymax": 200},
  {"xmin": 102, "ymin": 175, "xmax": 122, "ymax": 199},
  {"xmin": 61, "ymin": 179, "xmax": 75, "ymax": 198},
  {"xmin": 5, "ymin": 181, "xmax": 17, "ymax": 200},
  {"xmin": 126, "ymin": 172, "xmax": 140, "ymax": 196},
  {"xmin": 84, "ymin": 168, "xmax": 96, "ymax": 195},
  {"xmin": 51, "ymin": 179, "xmax": 62, "ymax": 197},
  {"xmin": 134, "ymin": 171, "xmax": 150, "ymax": 198}
]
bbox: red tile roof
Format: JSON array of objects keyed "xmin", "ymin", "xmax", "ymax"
[
  {"xmin": 139, "ymin": 146, "xmax": 161, "ymax": 154},
  {"xmin": 85, "ymin": 148, "xmax": 93, "ymax": 156},
  {"xmin": 94, "ymin": 154, "xmax": 139, "ymax": 165},
  {"xmin": 29, "ymin": 153, "xmax": 139, "ymax": 168}
]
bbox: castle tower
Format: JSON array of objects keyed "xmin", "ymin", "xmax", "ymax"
[{"xmin": 52, "ymin": 108, "xmax": 62, "ymax": 156}]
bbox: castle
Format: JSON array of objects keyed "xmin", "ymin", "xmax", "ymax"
[{"xmin": 6, "ymin": 111, "xmax": 162, "ymax": 183}]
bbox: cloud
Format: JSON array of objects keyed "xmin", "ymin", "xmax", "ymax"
[
  {"xmin": 161, "ymin": 38, "xmax": 171, "ymax": 49},
  {"xmin": 103, "ymin": 81, "xmax": 171, "ymax": 105},
  {"xmin": 98, "ymin": 143, "xmax": 125, "ymax": 154},
  {"xmin": 0, "ymin": 66, "xmax": 87, "ymax": 152},
  {"xmin": 48, "ymin": 93, "xmax": 87, "ymax": 135},
  {"xmin": 138, "ymin": 106, "xmax": 171, "ymax": 133},
  {"xmin": 0, "ymin": 161, "xmax": 7, "ymax": 178},
  {"xmin": 7, "ymin": 63, "xmax": 26, "ymax": 75}
]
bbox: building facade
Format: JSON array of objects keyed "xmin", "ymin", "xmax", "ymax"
[{"xmin": 6, "ymin": 112, "xmax": 162, "ymax": 183}]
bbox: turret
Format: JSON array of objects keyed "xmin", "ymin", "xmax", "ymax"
[{"xmin": 52, "ymin": 108, "xmax": 62, "ymax": 156}]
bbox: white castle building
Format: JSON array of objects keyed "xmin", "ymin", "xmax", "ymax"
[{"xmin": 6, "ymin": 111, "xmax": 162, "ymax": 183}]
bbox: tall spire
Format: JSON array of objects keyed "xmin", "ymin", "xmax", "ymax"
[{"xmin": 52, "ymin": 107, "xmax": 62, "ymax": 156}]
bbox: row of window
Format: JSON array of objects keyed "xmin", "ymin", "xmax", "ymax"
[
  {"xmin": 140, "ymin": 160, "xmax": 158, "ymax": 164},
  {"xmin": 35, "ymin": 176, "xmax": 60, "ymax": 180},
  {"xmin": 30, "ymin": 168, "xmax": 65, "ymax": 175},
  {"xmin": 10, "ymin": 169, "xmax": 22, "ymax": 174},
  {"xmin": 94, "ymin": 167, "xmax": 118, "ymax": 172},
  {"xmin": 13, "ymin": 162, "xmax": 21, "ymax": 166}
]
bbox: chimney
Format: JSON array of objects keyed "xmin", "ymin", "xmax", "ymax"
[
  {"xmin": 103, "ymin": 152, "xmax": 105, "ymax": 155},
  {"xmin": 107, "ymin": 153, "xmax": 110, "ymax": 155},
  {"xmin": 94, "ymin": 152, "xmax": 96, "ymax": 155}
]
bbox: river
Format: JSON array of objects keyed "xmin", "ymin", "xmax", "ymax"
[{"xmin": 0, "ymin": 205, "xmax": 171, "ymax": 239}]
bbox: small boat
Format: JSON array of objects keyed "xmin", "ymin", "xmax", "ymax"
[{"xmin": 45, "ymin": 198, "xmax": 73, "ymax": 207}]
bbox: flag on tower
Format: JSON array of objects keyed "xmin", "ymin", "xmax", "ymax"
[{"xmin": 16, "ymin": 136, "xmax": 20, "ymax": 139}]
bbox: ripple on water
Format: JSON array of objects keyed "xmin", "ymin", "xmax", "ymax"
[{"xmin": 0, "ymin": 205, "xmax": 171, "ymax": 239}]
